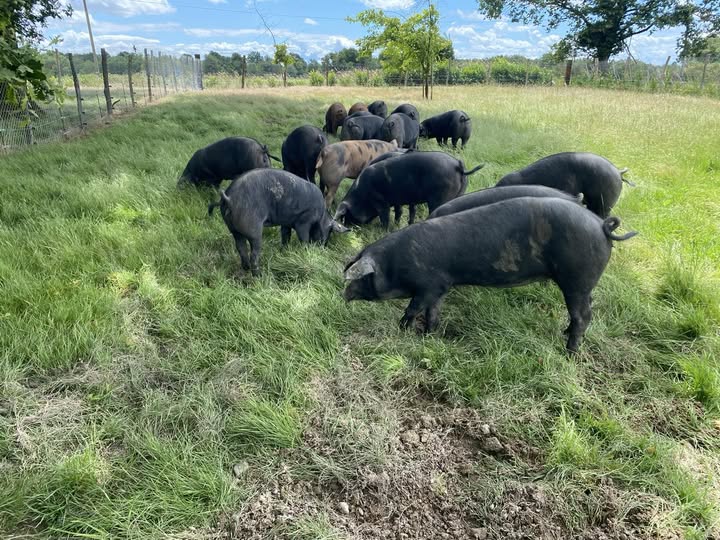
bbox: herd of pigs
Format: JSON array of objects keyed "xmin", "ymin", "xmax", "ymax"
[{"xmin": 177, "ymin": 99, "xmax": 638, "ymax": 353}]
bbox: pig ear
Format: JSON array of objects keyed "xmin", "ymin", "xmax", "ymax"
[
  {"xmin": 331, "ymin": 220, "xmax": 349, "ymax": 233},
  {"xmin": 344, "ymin": 257, "xmax": 375, "ymax": 280}
]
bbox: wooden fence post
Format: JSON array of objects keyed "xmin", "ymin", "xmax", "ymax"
[
  {"xmin": 241, "ymin": 55, "xmax": 246, "ymax": 89},
  {"xmin": 662, "ymin": 55, "xmax": 671, "ymax": 87},
  {"xmin": 171, "ymin": 56, "xmax": 178, "ymax": 93},
  {"xmin": 68, "ymin": 53, "xmax": 85, "ymax": 130},
  {"xmin": 195, "ymin": 54, "xmax": 203, "ymax": 90},
  {"xmin": 127, "ymin": 55, "xmax": 136, "ymax": 107},
  {"xmin": 564, "ymin": 59, "xmax": 573, "ymax": 86},
  {"xmin": 144, "ymin": 48, "xmax": 153, "ymax": 102},
  {"xmin": 101, "ymin": 48, "xmax": 112, "ymax": 118},
  {"xmin": 700, "ymin": 54, "xmax": 710, "ymax": 89}
]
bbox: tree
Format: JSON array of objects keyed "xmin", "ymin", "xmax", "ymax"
[
  {"xmin": 273, "ymin": 44, "xmax": 295, "ymax": 86},
  {"xmin": 678, "ymin": 1, "xmax": 720, "ymax": 58},
  {"xmin": 475, "ymin": 0, "xmax": 688, "ymax": 73},
  {"xmin": 349, "ymin": 3, "xmax": 451, "ymax": 99},
  {"xmin": 1, "ymin": 0, "xmax": 71, "ymax": 105}
]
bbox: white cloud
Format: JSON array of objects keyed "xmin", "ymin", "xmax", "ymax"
[
  {"xmin": 447, "ymin": 25, "xmax": 541, "ymax": 58},
  {"xmin": 361, "ymin": 0, "xmax": 415, "ymax": 9},
  {"xmin": 627, "ymin": 30, "xmax": 682, "ymax": 64},
  {"xmin": 51, "ymin": 29, "xmax": 161, "ymax": 53},
  {"xmin": 181, "ymin": 27, "xmax": 355, "ymax": 58},
  {"xmin": 185, "ymin": 28, "xmax": 263, "ymax": 38},
  {"xmin": 456, "ymin": 9, "xmax": 491, "ymax": 21},
  {"xmin": 208, "ymin": 0, "xmax": 227, "ymax": 3},
  {"xmin": 75, "ymin": 0, "xmax": 175, "ymax": 18},
  {"xmin": 304, "ymin": 18, "xmax": 318, "ymax": 26}
]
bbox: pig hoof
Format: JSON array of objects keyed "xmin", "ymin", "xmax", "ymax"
[{"xmin": 399, "ymin": 316, "xmax": 414, "ymax": 330}]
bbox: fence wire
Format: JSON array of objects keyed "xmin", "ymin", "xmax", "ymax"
[{"xmin": 1, "ymin": 51, "xmax": 202, "ymax": 154}]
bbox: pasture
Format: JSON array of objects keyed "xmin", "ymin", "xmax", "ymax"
[{"xmin": 1, "ymin": 85, "xmax": 719, "ymax": 539}]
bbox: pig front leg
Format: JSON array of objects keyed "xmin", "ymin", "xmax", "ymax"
[
  {"xmin": 280, "ymin": 226, "xmax": 292, "ymax": 247},
  {"xmin": 400, "ymin": 289, "xmax": 447, "ymax": 332},
  {"xmin": 379, "ymin": 206, "xmax": 391, "ymax": 230},
  {"xmin": 294, "ymin": 222, "xmax": 312, "ymax": 244},
  {"xmin": 408, "ymin": 205, "xmax": 417, "ymax": 225}
]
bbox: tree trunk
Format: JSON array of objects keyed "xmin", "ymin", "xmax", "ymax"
[{"xmin": 598, "ymin": 55, "xmax": 610, "ymax": 76}]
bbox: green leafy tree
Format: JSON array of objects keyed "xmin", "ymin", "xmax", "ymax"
[
  {"xmin": 349, "ymin": 3, "xmax": 451, "ymax": 99},
  {"xmin": 474, "ymin": 0, "xmax": 691, "ymax": 73},
  {"xmin": 273, "ymin": 43, "xmax": 295, "ymax": 86},
  {"xmin": 679, "ymin": 1, "xmax": 720, "ymax": 58},
  {"xmin": 1, "ymin": 0, "xmax": 71, "ymax": 105}
]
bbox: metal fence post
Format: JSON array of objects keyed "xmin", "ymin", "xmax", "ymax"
[
  {"xmin": 159, "ymin": 52, "xmax": 168, "ymax": 96},
  {"xmin": 101, "ymin": 48, "xmax": 112, "ymax": 118},
  {"xmin": 144, "ymin": 48, "xmax": 153, "ymax": 102},
  {"xmin": 68, "ymin": 53, "xmax": 85, "ymax": 130}
]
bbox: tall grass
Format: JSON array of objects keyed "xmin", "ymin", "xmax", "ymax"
[{"xmin": 1, "ymin": 86, "xmax": 719, "ymax": 538}]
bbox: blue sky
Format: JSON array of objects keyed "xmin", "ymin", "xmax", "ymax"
[{"xmin": 46, "ymin": 0, "xmax": 684, "ymax": 64}]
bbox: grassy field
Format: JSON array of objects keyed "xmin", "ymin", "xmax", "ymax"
[{"xmin": 1, "ymin": 85, "xmax": 719, "ymax": 539}]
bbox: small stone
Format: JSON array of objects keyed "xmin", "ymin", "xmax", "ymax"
[
  {"xmin": 232, "ymin": 461, "xmax": 249, "ymax": 478},
  {"xmin": 420, "ymin": 431, "xmax": 429, "ymax": 443},
  {"xmin": 400, "ymin": 430, "xmax": 420, "ymax": 445},
  {"xmin": 420, "ymin": 414, "xmax": 434, "ymax": 428},
  {"xmin": 482, "ymin": 436, "xmax": 504, "ymax": 453},
  {"xmin": 312, "ymin": 485, "xmax": 323, "ymax": 495},
  {"xmin": 358, "ymin": 507, "xmax": 365, "ymax": 516},
  {"xmin": 459, "ymin": 463, "xmax": 474, "ymax": 475},
  {"xmin": 479, "ymin": 424, "xmax": 491, "ymax": 436},
  {"xmin": 338, "ymin": 501, "xmax": 350, "ymax": 514},
  {"xmin": 470, "ymin": 527, "xmax": 488, "ymax": 539}
]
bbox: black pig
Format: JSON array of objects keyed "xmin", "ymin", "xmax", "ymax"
[
  {"xmin": 343, "ymin": 197, "xmax": 637, "ymax": 352},
  {"xmin": 429, "ymin": 185, "xmax": 579, "ymax": 218},
  {"xmin": 177, "ymin": 137, "xmax": 279, "ymax": 188},
  {"xmin": 381, "ymin": 112, "xmax": 419, "ymax": 149},
  {"xmin": 334, "ymin": 151, "xmax": 484, "ymax": 229},
  {"xmin": 368, "ymin": 100, "xmax": 388, "ymax": 118},
  {"xmin": 419, "ymin": 110, "xmax": 471, "ymax": 148},
  {"xmin": 391, "ymin": 103, "xmax": 419, "ymax": 121},
  {"xmin": 281, "ymin": 125, "xmax": 328, "ymax": 183},
  {"xmin": 495, "ymin": 152, "xmax": 634, "ymax": 217},
  {"xmin": 340, "ymin": 114, "xmax": 384, "ymax": 141},
  {"xmin": 210, "ymin": 169, "xmax": 348, "ymax": 276}
]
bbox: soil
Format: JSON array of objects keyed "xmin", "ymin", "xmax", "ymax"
[{"xmin": 208, "ymin": 370, "xmax": 661, "ymax": 540}]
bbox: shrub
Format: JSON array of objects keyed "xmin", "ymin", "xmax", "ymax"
[{"xmin": 309, "ymin": 70, "xmax": 324, "ymax": 86}]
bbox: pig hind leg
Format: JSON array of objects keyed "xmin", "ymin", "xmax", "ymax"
[
  {"xmin": 232, "ymin": 232, "xmax": 252, "ymax": 271},
  {"xmin": 408, "ymin": 205, "xmax": 417, "ymax": 224},
  {"xmin": 561, "ymin": 289, "xmax": 593, "ymax": 353},
  {"xmin": 394, "ymin": 205, "xmax": 403, "ymax": 224}
]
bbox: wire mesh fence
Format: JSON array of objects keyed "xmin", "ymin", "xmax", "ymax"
[
  {"xmin": 3, "ymin": 49, "xmax": 718, "ymax": 154},
  {"xmin": 0, "ymin": 50, "xmax": 203, "ymax": 155}
]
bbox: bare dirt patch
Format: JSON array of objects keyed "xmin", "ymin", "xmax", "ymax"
[{"xmin": 210, "ymin": 364, "xmax": 659, "ymax": 539}]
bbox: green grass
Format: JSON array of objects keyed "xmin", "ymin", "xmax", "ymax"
[{"xmin": 1, "ymin": 85, "xmax": 719, "ymax": 538}]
